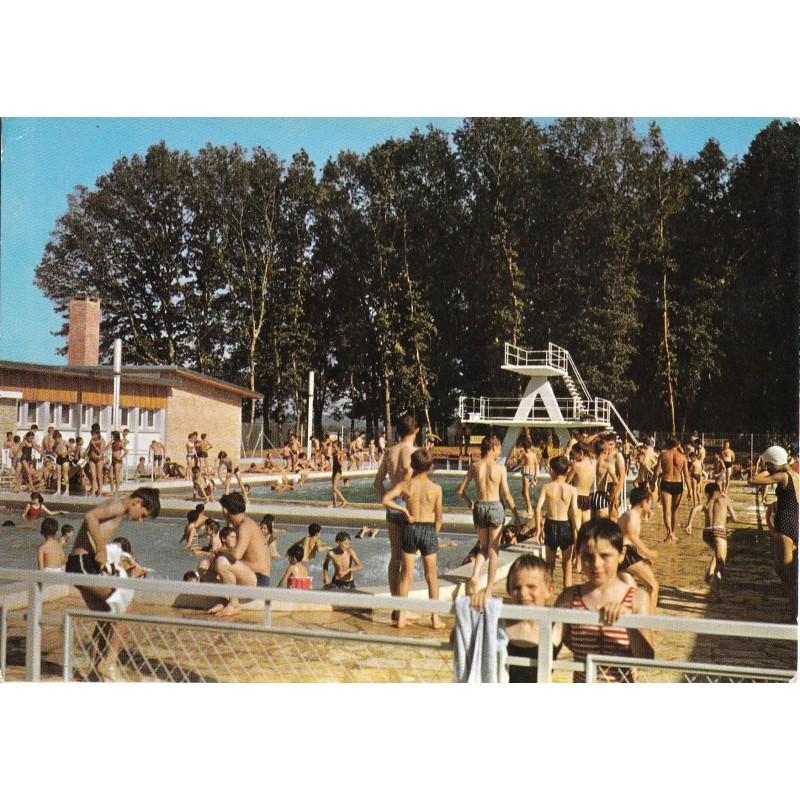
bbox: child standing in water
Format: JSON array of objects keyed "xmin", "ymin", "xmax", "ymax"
[
  {"xmin": 555, "ymin": 518, "xmax": 654, "ymax": 682},
  {"xmin": 278, "ymin": 543, "xmax": 311, "ymax": 589}
]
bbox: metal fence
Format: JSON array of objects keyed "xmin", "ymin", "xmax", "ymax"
[
  {"xmin": 585, "ymin": 654, "xmax": 796, "ymax": 683},
  {"xmin": 0, "ymin": 568, "xmax": 796, "ymax": 683}
]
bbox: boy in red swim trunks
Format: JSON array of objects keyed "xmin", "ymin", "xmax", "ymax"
[{"xmin": 685, "ymin": 482, "xmax": 737, "ymax": 601}]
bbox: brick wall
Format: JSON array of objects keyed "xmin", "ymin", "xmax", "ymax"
[
  {"xmin": 164, "ymin": 383, "xmax": 245, "ymax": 468},
  {"xmin": 0, "ymin": 398, "xmax": 17, "ymax": 438},
  {"xmin": 67, "ymin": 298, "xmax": 101, "ymax": 366}
]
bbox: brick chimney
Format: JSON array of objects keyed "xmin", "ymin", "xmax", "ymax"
[{"xmin": 67, "ymin": 297, "xmax": 101, "ymax": 366}]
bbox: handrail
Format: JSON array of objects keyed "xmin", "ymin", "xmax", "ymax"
[
  {"xmin": 1, "ymin": 567, "xmax": 795, "ymax": 682},
  {"xmin": 606, "ymin": 399, "xmax": 640, "ymax": 446}
]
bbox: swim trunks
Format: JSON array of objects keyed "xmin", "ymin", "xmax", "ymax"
[
  {"xmin": 660, "ymin": 480, "xmax": 683, "ymax": 496},
  {"xmin": 590, "ymin": 491, "xmax": 610, "ymax": 510},
  {"xmin": 620, "ymin": 544, "xmax": 643, "ymax": 571},
  {"xmin": 522, "ymin": 472, "xmax": 536, "ymax": 481},
  {"xmin": 66, "ymin": 553, "xmax": 101, "ymax": 575},
  {"xmin": 331, "ymin": 577, "xmax": 355, "ymax": 590},
  {"xmin": 544, "ymin": 518, "xmax": 574, "ymax": 551},
  {"xmin": 702, "ymin": 526, "xmax": 728, "ymax": 547},
  {"xmin": 472, "ymin": 500, "xmax": 506, "ymax": 529},
  {"xmin": 402, "ymin": 522, "xmax": 439, "ymax": 556},
  {"xmin": 153, "ymin": 454, "xmax": 163, "ymax": 463},
  {"xmin": 254, "ymin": 572, "xmax": 270, "ymax": 588},
  {"xmin": 576, "ymin": 494, "xmax": 592, "ymax": 512},
  {"xmin": 56, "ymin": 455, "xmax": 68, "ymax": 466},
  {"xmin": 386, "ymin": 496, "xmax": 407, "ymax": 525}
]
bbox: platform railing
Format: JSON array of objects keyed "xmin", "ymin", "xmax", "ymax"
[
  {"xmin": 504, "ymin": 342, "xmax": 550, "ymax": 369},
  {"xmin": 1, "ymin": 568, "xmax": 795, "ymax": 683},
  {"xmin": 459, "ymin": 395, "xmax": 611, "ymax": 426}
]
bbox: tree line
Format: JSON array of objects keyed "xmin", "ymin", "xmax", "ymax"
[{"xmin": 34, "ymin": 118, "xmax": 799, "ymax": 441}]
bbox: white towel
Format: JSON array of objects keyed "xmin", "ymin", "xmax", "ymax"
[{"xmin": 453, "ymin": 596, "xmax": 508, "ymax": 683}]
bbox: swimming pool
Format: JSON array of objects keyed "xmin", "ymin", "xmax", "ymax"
[
  {"xmin": 0, "ymin": 512, "xmax": 475, "ymax": 585},
  {"xmin": 247, "ymin": 473, "xmax": 546, "ymax": 509}
]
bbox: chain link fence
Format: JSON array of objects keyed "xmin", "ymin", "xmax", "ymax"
[
  {"xmin": 65, "ymin": 611, "xmax": 453, "ymax": 683},
  {"xmin": 585, "ymin": 654, "xmax": 796, "ymax": 683}
]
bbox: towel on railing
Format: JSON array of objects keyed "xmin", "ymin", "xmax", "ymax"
[{"xmin": 453, "ymin": 596, "xmax": 508, "ymax": 683}]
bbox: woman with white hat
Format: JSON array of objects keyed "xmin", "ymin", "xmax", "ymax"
[{"xmin": 749, "ymin": 446, "xmax": 798, "ymax": 621}]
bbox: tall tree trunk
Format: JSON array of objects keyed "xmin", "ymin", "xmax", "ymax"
[{"xmin": 661, "ymin": 268, "xmax": 677, "ymax": 435}]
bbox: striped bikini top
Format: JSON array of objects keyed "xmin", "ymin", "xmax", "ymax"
[{"xmin": 569, "ymin": 586, "xmax": 635, "ymax": 683}]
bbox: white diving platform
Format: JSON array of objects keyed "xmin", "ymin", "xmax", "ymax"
[{"xmin": 457, "ymin": 342, "xmax": 638, "ymax": 460}]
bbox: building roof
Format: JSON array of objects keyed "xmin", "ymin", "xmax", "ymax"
[{"xmin": 0, "ymin": 359, "xmax": 262, "ymax": 400}]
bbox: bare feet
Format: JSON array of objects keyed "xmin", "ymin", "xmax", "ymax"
[
  {"xmin": 207, "ymin": 602, "xmax": 226, "ymax": 615},
  {"xmin": 431, "ymin": 615, "xmax": 445, "ymax": 630},
  {"xmin": 212, "ymin": 602, "xmax": 240, "ymax": 617}
]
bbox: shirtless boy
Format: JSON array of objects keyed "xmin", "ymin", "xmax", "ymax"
[
  {"xmin": 207, "ymin": 492, "xmax": 272, "ymax": 616},
  {"xmin": 373, "ymin": 412, "xmax": 419, "ymax": 605},
  {"xmin": 720, "ymin": 441, "xmax": 736, "ymax": 493},
  {"xmin": 618, "ymin": 486, "xmax": 659, "ymax": 612},
  {"xmin": 593, "ymin": 436, "xmax": 625, "ymax": 522},
  {"xmin": 149, "ymin": 439, "xmax": 164, "ymax": 479},
  {"xmin": 653, "ymin": 436, "xmax": 690, "ymax": 543},
  {"xmin": 322, "ymin": 532, "xmax": 363, "ymax": 590},
  {"xmin": 518, "ymin": 435, "xmax": 540, "ymax": 518},
  {"xmin": 38, "ymin": 518, "xmax": 65, "ymax": 571},
  {"xmin": 535, "ymin": 456, "xmax": 579, "ymax": 588},
  {"xmin": 567, "ymin": 443, "xmax": 595, "ymax": 528},
  {"xmin": 457, "ymin": 435, "xmax": 521, "ymax": 602},
  {"xmin": 383, "ymin": 447, "xmax": 445, "ymax": 629},
  {"xmin": 685, "ymin": 482, "xmax": 737, "ymax": 601},
  {"xmin": 66, "ymin": 489, "xmax": 161, "ymax": 609}
]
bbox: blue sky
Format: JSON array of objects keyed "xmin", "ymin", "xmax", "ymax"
[{"xmin": 0, "ymin": 116, "xmax": 780, "ymax": 365}]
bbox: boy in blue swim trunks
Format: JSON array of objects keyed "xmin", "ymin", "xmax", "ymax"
[
  {"xmin": 383, "ymin": 448, "xmax": 445, "ymax": 629},
  {"xmin": 535, "ymin": 455, "xmax": 579, "ymax": 588},
  {"xmin": 457, "ymin": 435, "xmax": 521, "ymax": 604}
]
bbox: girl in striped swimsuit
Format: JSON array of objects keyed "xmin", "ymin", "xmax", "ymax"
[{"xmin": 555, "ymin": 518, "xmax": 654, "ymax": 682}]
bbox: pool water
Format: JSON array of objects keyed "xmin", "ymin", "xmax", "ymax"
[
  {"xmin": 0, "ymin": 513, "xmax": 475, "ymax": 586},
  {"xmin": 247, "ymin": 473, "xmax": 546, "ymax": 510}
]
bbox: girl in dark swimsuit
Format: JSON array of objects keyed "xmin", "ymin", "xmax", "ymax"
[
  {"xmin": 749, "ymin": 446, "xmax": 799, "ymax": 621},
  {"xmin": 86, "ymin": 430, "xmax": 106, "ymax": 497},
  {"xmin": 109, "ymin": 430, "xmax": 127, "ymax": 497},
  {"xmin": 14, "ymin": 432, "xmax": 41, "ymax": 493}
]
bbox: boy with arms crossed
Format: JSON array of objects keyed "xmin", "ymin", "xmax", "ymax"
[{"xmin": 383, "ymin": 448, "xmax": 445, "ymax": 629}]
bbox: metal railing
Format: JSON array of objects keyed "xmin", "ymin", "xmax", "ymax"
[
  {"xmin": 458, "ymin": 395, "xmax": 611, "ymax": 426},
  {"xmin": 504, "ymin": 342, "xmax": 551, "ymax": 369},
  {"xmin": 0, "ymin": 568, "xmax": 796, "ymax": 683}
]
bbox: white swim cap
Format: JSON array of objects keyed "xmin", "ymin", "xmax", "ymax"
[{"xmin": 762, "ymin": 446, "xmax": 788, "ymax": 466}]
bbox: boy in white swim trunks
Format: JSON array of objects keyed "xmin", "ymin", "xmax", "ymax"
[{"xmin": 37, "ymin": 518, "xmax": 65, "ymax": 571}]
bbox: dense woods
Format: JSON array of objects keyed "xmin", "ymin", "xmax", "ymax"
[{"xmin": 34, "ymin": 118, "xmax": 799, "ymax": 439}]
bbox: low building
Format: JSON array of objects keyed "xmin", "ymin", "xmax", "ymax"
[{"xmin": 0, "ymin": 298, "xmax": 261, "ymax": 473}]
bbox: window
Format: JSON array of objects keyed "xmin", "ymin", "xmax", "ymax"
[
  {"xmin": 82, "ymin": 405, "xmax": 102, "ymax": 428},
  {"xmin": 139, "ymin": 408, "xmax": 156, "ymax": 429},
  {"xmin": 49, "ymin": 403, "xmax": 72, "ymax": 427},
  {"xmin": 18, "ymin": 402, "xmax": 40, "ymax": 426},
  {"xmin": 120, "ymin": 408, "xmax": 132, "ymax": 427}
]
